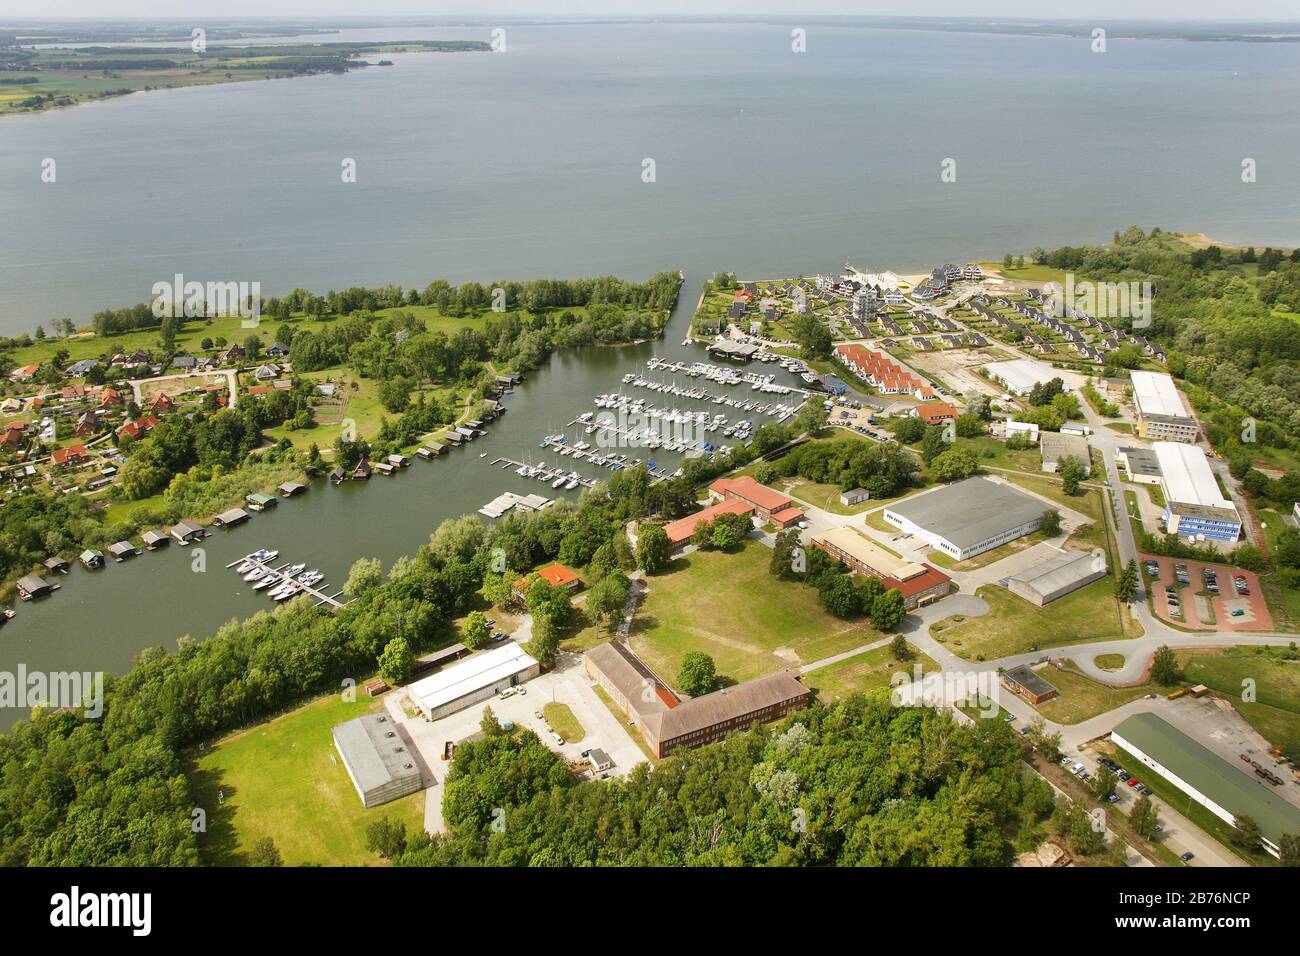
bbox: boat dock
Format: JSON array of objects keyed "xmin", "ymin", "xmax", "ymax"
[
  {"xmin": 478, "ymin": 490, "xmax": 556, "ymax": 518},
  {"xmin": 225, "ymin": 553, "xmax": 347, "ymax": 609}
]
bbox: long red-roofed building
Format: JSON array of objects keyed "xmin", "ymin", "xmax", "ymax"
[{"xmin": 661, "ymin": 498, "xmax": 755, "ymax": 549}]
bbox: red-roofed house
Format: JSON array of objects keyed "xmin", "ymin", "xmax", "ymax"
[
  {"xmin": 10, "ymin": 364, "xmax": 39, "ymax": 383},
  {"xmin": 51, "ymin": 444, "xmax": 89, "ymax": 468},
  {"xmin": 513, "ymin": 562, "xmax": 582, "ymax": 600},
  {"xmin": 662, "ymin": 498, "xmax": 755, "ymax": 549},
  {"xmin": 912, "ymin": 402, "xmax": 958, "ymax": 425},
  {"xmin": 707, "ymin": 475, "xmax": 805, "ymax": 528},
  {"xmin": 149, "ymin": 392, "xmax": 175, "ymax": 415},
  {"xmin": 2, "ymin": 421, "xmax": 26, "ymax": 449},
  {"xmin": 116, "ymin": 415, "xmax": 159, "ymax": 441},
  {"xmin": 98, "ymin": 387, "xmax": 123, "ymax": 409}
]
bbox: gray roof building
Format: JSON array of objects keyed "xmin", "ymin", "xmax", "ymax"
[
  {"xmin": 883, "ymin": 478, "xmax": 1047, "ymax": 561},
  {"xmin": 332, "ymin": 713, "xmax": 423, "ymax": 808},
  {"xmin": 1040, "ymin": 431, "xmax": 1091, "ymax": 476},
  {"xmin": 1006, "ymin": 549, "xmax": 1107, "ymax": 606}
]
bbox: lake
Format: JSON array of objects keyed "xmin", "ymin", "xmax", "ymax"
[{"xmin": 1, "ymin": 19, "xmax": 1299, "ymax": 727}]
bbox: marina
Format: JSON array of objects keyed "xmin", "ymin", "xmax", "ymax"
[{"xmin": 225, "ymin": 550, "xmax": 346, "ymax": 609}]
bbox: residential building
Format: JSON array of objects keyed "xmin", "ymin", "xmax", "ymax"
[
  {"xmin": 661, "ymin": 498, "xmax": 755, "ymax": 550},
  {"xmin": 810, "ymin": 526, "xmax": 952, "ymax": 609},
  {"xmin": 708, "ymin": 475, "xmax": 804, "ymax": 527},
  {"xmin": 584, "ymin": 641, "xmax": 811, "ymax": 759},
  {"xmin": 1131, "ymin": 370, "xmax": 1198, "ymax": 442}
]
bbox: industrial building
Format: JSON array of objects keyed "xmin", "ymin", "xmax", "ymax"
[
  {"xmin": 1152, "ymin": 442, "xmax": 1242, "ymax": 543},
  {"xmin": 1131, "ymin": 370, "xmax": 1198, "ymax": 442},
  {"xmin": 332, "ymin": 713, "xmax": 423, "ymax": 808},
  {"xmin": 810, "ymin": 526, "xmax": 951, "ymax": 609},
  {"xmin": 883, "ymin": 478, "xmax": 1047, "ymax": 561},
  {"xmin": 1111, "ymin": 713, "xmax": 1300, "ymax": 858},
  {"xmin": 1005, "ymin": 549, "xmax": 1107, "ymax": 606},
  {"xmin": 1116, "ymin": 446, "xmax": 1163, "ymax": 485},
  {"xmin": 1039, "ymin": 431, "xmax": 1091, "ymax": 476},
  {"xmin": 406, "ymin": 642, "xmax": 540, "ymax": 721},
  {"xmin": 585, "ymin": 641, "xmax": 811, "ymax": 759},
  {"xmin": 982, "ymin": 358, "xmax": 1059, "ymax": 396},
  {"xmin": 1000, "ymin": 665, "xmax": 1059, "ymax": 705}
]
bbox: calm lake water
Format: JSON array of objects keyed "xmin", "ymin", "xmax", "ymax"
[{"xmin": 2, "ymin": 20, "xmax": 1300, "ymax": 726}]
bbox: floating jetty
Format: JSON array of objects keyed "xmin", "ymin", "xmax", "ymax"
[{"xmin": 479, "ymin": 490, "xmax": 555, "ymax": 518}]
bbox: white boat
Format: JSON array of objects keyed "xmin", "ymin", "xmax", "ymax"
[
  {"xmin": 285, "ymin": 563, "xmax": 306, "ymax": 576},
  {"xmin": 243, "ymin": 567, "xmax": 266, "ymax": 582},
  {"xmin": 236, "ymin": 560, "xmax": 256, "ymax": 574},
  {"xmin": 253, "ymin": 574, "xmax": 280, "ymax": 591},
  {"xmin": 273, "ymin": 585, "xmax": 300, "ymax": 602},
  {"xmin": 564, "ymin": 476, "xmax": 579, "ymax": 490},
  {"xmin": 552, "ymin": 475, "xmax": 567, "ymax": 489}
]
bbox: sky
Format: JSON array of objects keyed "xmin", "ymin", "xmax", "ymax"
[{"xmin": 10, "ymin": 2, "xmax": 1300, "ymax": 22}]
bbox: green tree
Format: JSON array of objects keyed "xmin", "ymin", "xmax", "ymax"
[
  {"xmin": 1115, "ymin": 559, "xmax": 1139, "ymax": 603},
  {"xmin": 1058, "ymin": 455, "xmax": 1086, "ymax": 495},
  {"xmin": 711, "ymin": 521, "xmax": 739, "ymax": 551},
  {"xmin": 365, "ymin": 818, "xmax": 408, "ymax": 860},
  {"xmin": 1039, "ymin": 509, "xmax": 1062, "ymax": 536},
  {"xmin": 636, "ymin": 523, "xmax": 671, "ymax": 574},
  {"xmin": 1278, "ymin": 833, "xmax": 1300, "ymax": 866},
  {"xmin": 929, "ymin": 448, "xmax": 979, "ymax": 482},
  {"xmin": 480, "ymin": 706, "xmax": 505, "ymax": 737},
  {"xmin": 1130, "ymin": 795, "xmax": 1159, "ymax": 841},
  {"xmin": 818, "ymin": 573, "xmax": 860, "ymax": 618},
  {"xmin": 377, "ymin": 636, "xmax": 415, "ymax": 685},
  {"xmin": 1092, "ymin": 766, "xmax": 1117, "ymax": 801},
  {"xmin": 345, "ymin": 556, "xmax": 384, "ymax": 597},
  {"xmin": 890, "ymin": 634, "xmax": 911, "ymax": 661},
  {"xmin": 677, "ymin": 651, "xmax": 718, "ymax": 697},
  {"xmin": 871, "ymin": 589, "xmax": 907, "ymax": 631},
  {"xmin": 462, "ymin": 610, "xmax": 492, "ymax": 649},
  {"xmin": 1230, "ymin": 815, "xmax": 1261, "ymax": 851},
  {"xmin": 1150, "ymin": 645, "xmax": 1181, "ymax": 686},
  {"xmin": 248, "ymin": 836, "xmax": 282, "ymax": 867}
]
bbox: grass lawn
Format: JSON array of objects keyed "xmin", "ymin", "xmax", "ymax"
[
  {"xmin": 1033, "ymin": 662, "xmax": 1155, "ymax": 724},
  {"xmin": 956, "ymin": 435, "xmax": 1042, "ymax": 473},
  {"xmin": 543, "ymin": 702, "xmax": 586, "ymax": 744},
  {"xmin": 630, "ymin": 540, "xmax": 883, "ymax": 687},
  {"xmin": 1095, "ymin": 653, "xmax": 1126, "ymax": 670},
  {"xmin": 804, "ymin": 643, "xmax": 937, "ymax": 703},
  {"xmin": 935, "ymin": 578, "xmax": 1139, "ymax": 661},
  {"xmin": 190, "ymin": 692, "xmax": 424, "ymax": 866}
]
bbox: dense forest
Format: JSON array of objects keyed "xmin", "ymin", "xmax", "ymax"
[{"xmin": 395, "ymin": 693, "xmax": 1045, "ymax": 866}]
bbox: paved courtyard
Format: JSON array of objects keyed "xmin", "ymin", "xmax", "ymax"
[{"xmin": 382, "ymin": 645, "xmax": 647, "ymax": 835}]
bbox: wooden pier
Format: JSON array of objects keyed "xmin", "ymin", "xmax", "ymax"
[{"xmin": 226, "ymin": 554, "xmax": 348, "ymax": 609}]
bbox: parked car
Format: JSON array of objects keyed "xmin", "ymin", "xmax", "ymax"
[
  {"xmin": 550, "ymin": 732, "xmax": 564, "ymax": 745},
  {"xmin": 497, "ymin": 687, "xmax": 516, "ymax": 699},
  {"xmin": 1181, "ymin": 852, "xmax": 1194, "ymax": 862},
  {"xmin": 1126, "ymin": 777, "xmax": 1140, "ymax": 787},
  {"xmin": 1118, "ymin": 771, "xmax": 1131, "ymax": 781}
]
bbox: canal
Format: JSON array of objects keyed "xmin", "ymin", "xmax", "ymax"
[{"xmin": 1, "ymin": 275, "xmax": 824, "ymax": 728}]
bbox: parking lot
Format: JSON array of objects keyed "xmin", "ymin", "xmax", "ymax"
[{"xmin": 1140, "ymin": 553, "xmax": 1271, "ymax": 631}]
